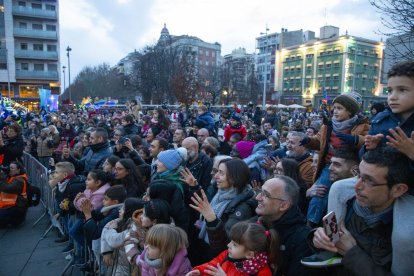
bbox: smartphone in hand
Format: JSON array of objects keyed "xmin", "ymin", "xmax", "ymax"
[{"xmin": 323, "ymin": 211, "xmax": 340, "ymax": 243}]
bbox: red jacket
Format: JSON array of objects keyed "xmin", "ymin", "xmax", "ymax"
[
  {"xmin": 193, "ymin": 250, "xmax": 272, "ymax": 276},
  {"xmin": 224, "ymin": 124, "xmax": 247, "ymax": 141}
]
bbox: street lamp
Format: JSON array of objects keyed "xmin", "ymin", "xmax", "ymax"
[
  {"xmin": 66, "ymin": 46, "xmax": 72, "ymax": 102},
  {"xmin": 62, "ymin": 66, "xmax": 66, "ymax": 93},
  {"xmin": 260, "ymin": 25, "xmax": 270, "ymax": 110},
  {"xmin": 223, "ymin": 90, "xmax": 228, "ymax": 105}
]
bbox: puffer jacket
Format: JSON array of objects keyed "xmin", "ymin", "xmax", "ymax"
[
  {"xmin": 206, "ymin": 188, "xmax": 257, "ymax": 250},
  {"xmin": 65, "ymin": 141, "xmax": 112, "ymax": 176},
  {"xmin": 243, "ymin": 139, "xmax": 268, "ymax": 169},
  {"xmin": 368, "ymin": 108, "xmax": 414, "ymax": 146},
  {"xmin": 197, "ymin": 112, "xmax": 216, "ymax": 133},
  {"xmin": 36, "ymin": 136, "xmax": 54, "ymax": 157}
]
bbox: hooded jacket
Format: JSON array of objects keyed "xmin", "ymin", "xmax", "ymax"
[{"xmin": 54, "ymin": 175, "xmax": 86, "ymax": 216}]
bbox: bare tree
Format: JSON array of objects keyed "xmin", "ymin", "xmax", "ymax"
[
  {"xmin": 171, "ymin": 52, "xmax": 200, "ymax": 108},
  {"xmin": 60, "ymin": 63, "xmax": 124, "ymax": 103},
  {"xmin": 370, "ymin": 0, "xmax": 414, "ymax": 60}
]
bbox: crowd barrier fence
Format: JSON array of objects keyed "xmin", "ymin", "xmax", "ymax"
[{"xmin": 23, "ymin": 152, "xmax": 64, "ymax": 238}]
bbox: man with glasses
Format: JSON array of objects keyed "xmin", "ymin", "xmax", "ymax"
[
  {"xmin": 255, "ymin": 175, "xmax": 312, "ymax": 275},
  {"xmin": 308, "ymin": 147, "xmax": 412, "ymax": 275}
]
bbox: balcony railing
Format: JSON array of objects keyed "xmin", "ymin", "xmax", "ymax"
[
  {"xmin": 15, "ymin": 70, "xmax": 58, "ymax": 80},
  {"xmin": 14, "ymin": 28, "xmax": 57, "ymax": 40},
  {"xmin": 12, "ymin": 6, "xmax": 57, "ymax": 19},
  {"xmin": 14, "ymin": 49, "xmax": 58, "ymax": 60}
]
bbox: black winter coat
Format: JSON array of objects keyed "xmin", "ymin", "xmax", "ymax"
[
  {"xmin": 55, "ymin": 175, "xmax": 86, "ymax": 216},
  {"xmin": 206, "ymin": 188, "xmax": 257, "ymax": 250},
  {"xmin": 0, "ymin": 135, "xmax": 24, "ymax": 166}
]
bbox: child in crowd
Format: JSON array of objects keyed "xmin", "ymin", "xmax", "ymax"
[
  {"xmin": 325, "ymin": 60, "xmax": 414, "ymax": 275},
  {"xmin": 301, "ymin": 91, "xmax": 369, "ymax": 226},
  {"xmin": 137, "ymin": 224, "xmax": 192, "ymax": 276},
  {"xmin": 188, "ymin": 222, "xmax": 279, "ymax": 276},
  {"xmin": 224, "ymin": 113, "xmax": 247, "ymax": 142},
  {"xmin": 82, "ymin": 185, "xmax": 127, "ymax": 266},
  {"xmin": 124, "ymin": 199, "xmax": 172, "ymax": 265},
  {"xmin": 101, "ymin": 198, "xmax": 145, "ymax": 275},
  {"xmin": 70, "ymin": 169, "xmax": 111, "ymax": 263}
]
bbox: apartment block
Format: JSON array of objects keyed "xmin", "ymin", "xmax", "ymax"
[
  {"xmin": 0, "ymin": 0, "xmax": 60, "ymax": 110},
  {"xmin": 276, "ymin": 35, "xmax": 384, "ymax": 109}
]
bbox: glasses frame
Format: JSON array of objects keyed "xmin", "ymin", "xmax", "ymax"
[
  {"xmin": 258, "ymin": 190, "xmax": 287, "ymax": 201},
  {"xmin": 353, "ymin": 169, "xmax": 389, "ymax": 188}
]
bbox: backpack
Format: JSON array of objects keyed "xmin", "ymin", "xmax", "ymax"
[{"xmin": 26, "ymin": 181, "xmax": 41, "ymax": 207}]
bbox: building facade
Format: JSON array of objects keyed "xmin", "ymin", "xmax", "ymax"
[
  {"xmin": 0, "ymin": 0, "xmax": 60, "ymax": 111},
  {"xmin": 222, "ymin": 47, "xmax": 258, "ymax": 104},
  {"xmin": 276, "ymin": 35, "xmax": 385, "ymax": 109},
  {"xmin": 256, "ymin": 28, "xmax": 315, "ymax": 105}
]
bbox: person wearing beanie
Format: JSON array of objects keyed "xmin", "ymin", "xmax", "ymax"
[
  {"xmin": 332, "ymin": 91, "xmax": 363, "ymax": 117},
  {"xmin": 300, "ymin": 91, "xmax": 369, "ymax": 226},
  {"xmin": 224, "ymin": 113, "xmax": 247, "ymax": 142},
  {"xmin": 157, "ymin": 149, "xmax": 183, "ymax": 171},
  {"xmin": 233, "ymin": 141, "xmax": 255, "ymax": 159}
]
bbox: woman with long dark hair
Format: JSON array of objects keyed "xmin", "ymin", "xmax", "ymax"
[
  {"xmin": 113, "ymin": 159, "xmax": 146, "ymax": 197},
  {"xmin": 275, "ymin": 158, "xmax": 308, "ymax": 214}
]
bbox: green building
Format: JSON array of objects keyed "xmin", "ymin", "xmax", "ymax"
[{"xmin": 276, "ymin": 35, "xmax": 385, "ymax": 109}]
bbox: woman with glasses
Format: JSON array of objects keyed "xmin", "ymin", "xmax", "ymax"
[
  {"xmin": 113, "ymin": 159, "xmax": 146, "ymax": 198},
  {"xmin": 274, "ymin": 158, "xmax": 308, "ymax": 214},
  {"xmin": 188, "ymin": 158, "xmax": 257, "ymax": 264}
]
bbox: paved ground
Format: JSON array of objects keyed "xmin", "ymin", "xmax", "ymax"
[{"xmin": 0, "ymin": 204, "xmax": 82, "ymax": 276}]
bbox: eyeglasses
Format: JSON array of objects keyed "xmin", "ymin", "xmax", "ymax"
[
  {"xmin": 353, "ymin": 169, "xmax": 389, "ymax": 188},
  {"xmin": 211, "ymin": 168, "xmax": 218, "ymax": 175},
  {"xmin": 257, "ymin": 190, "xmax": 287, "ymax": 201}
]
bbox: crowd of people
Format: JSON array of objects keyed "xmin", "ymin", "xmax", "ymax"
[{"xmin": 0, "ymin": 61, "xmax": 413, "ymax": 275}]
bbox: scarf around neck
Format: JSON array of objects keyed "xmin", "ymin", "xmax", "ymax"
[
  {"xmin": 144, "ymin": 253, "xmax": 162, "ymax": 269},
  {"xmin": 332, "ymin": 115, "xmax": 358, "ymax": 132},
  {"xmin": 353, "ymin": 200, "xmax": 393, "ymax": 226},
  {"xmin": 57, "ymin": 174, "xmax": 74, "ymax": 193},
  {"xmin": 227, "ymin": 251, "xmax": 269, "ymax": 275},
  {"xmin": 198, "ymin": 188, "xmax": 239, "ymax": 244}
]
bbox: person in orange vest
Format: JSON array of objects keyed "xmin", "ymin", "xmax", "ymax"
[{"xmin": 0, "ymin": 161, "xmax": 28, "ymax": 227}]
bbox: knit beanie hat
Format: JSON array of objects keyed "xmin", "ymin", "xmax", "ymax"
[
  {"xmin": 333, "ymin": 91, "xmax": 362, "ymax": 116},
  {"xmin": 235, "ymin": 141, "xmax": 256, "ymax": 159},
  {"xmin": 157, "ymin": 149, "xmax": 183, "ymax": 170},
  {"xmin": 231, "ymin": 112, "xmax": 242, "ymax": 122}
]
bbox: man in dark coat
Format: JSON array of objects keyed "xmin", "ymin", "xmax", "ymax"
[{"xmin": 63, "ymin": 127, "xmax": 112, "ymax": 175}]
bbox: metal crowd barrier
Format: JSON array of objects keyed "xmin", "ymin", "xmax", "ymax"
[{"xmin": 23, "ymin": 152, "xmax": 64, "ymax": 239}]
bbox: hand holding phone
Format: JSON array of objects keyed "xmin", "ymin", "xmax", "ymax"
[{"xmin": 323, "ymin": 211, "xmax": 340, "ymax": 244}]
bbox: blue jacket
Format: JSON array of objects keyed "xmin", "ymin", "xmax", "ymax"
[
  {"xmin": 243, "ymin": 139, "xmax": 269, "ymax": 169},
  {"xmin": 197, "ymin": 112, "xmax": 215, "ymax": 132},
  {"xmin": 369, "ymin": 108, "xmax": 414, "ymax": 145}
]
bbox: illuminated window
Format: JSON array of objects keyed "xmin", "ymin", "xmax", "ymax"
[{"xmin": 19, "ymin": 85, "xmax": 41, "ymax": 98}]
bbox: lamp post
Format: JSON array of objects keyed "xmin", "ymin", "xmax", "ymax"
[
  {"xmin": 260, "ymin": 25, "xmax": 270, "ymax": 110},
  {"xmin": 62, "ymin": 66, "xmax": 66, "ymax": 93},
  {"xmin": 223, "ymin": 90, "xmax": 228, "ymax": 105},
  {"xmin": 6, "ymin": 47, "xmax": 10, "ymax": 99},
  {"xmin": 66, "ymin": 46, "xmax": 72, "ymax": 102}
]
